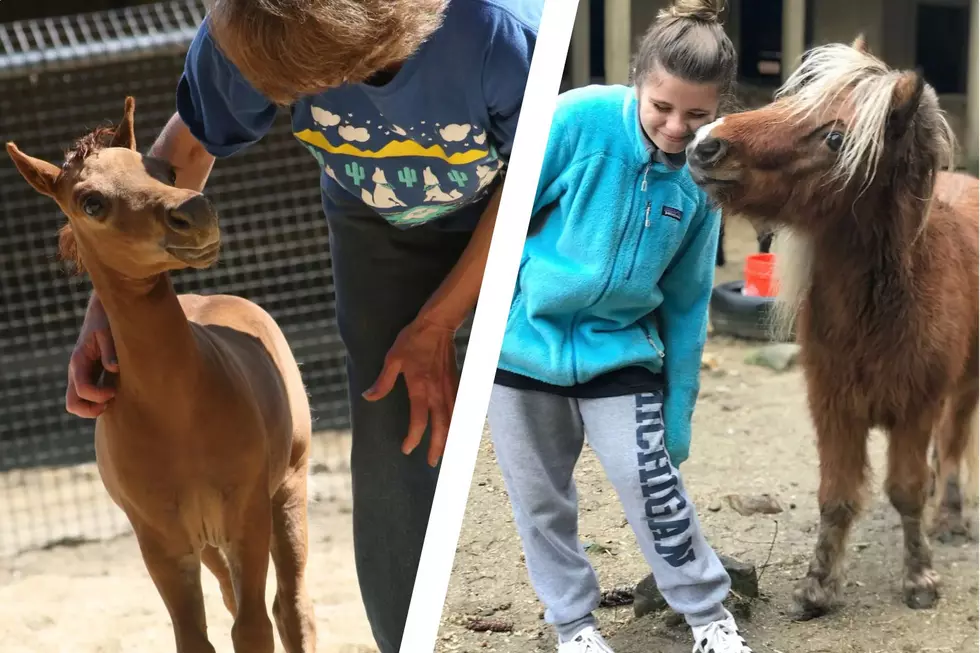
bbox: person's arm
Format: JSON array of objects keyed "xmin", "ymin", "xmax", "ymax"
[
  {"xmin": 172, "ymin": 18, "xmax": 278, "ymax": 161},
  {"xmin": 364, "ymin": 9, "xmax": 545, "ymax": 466},
  {"xmin": 361, "ymin": 185, "xmax": 501, "ymax": 466},
  {"xmin": 147, "ymin": 113, "xmax": 215, "ymax": 193},
  {"xmin": 416, "ymin": 97, "xmax": 574, "ymax": 331},
  {"xmin": 481, "ymin": 6, "xmax": 538, "ymax": 163},
  {"xmin": 361, "ymin": 187, "xmax": 499, "ymax": 465},
  {"xmin": 412, "ymin": 5, "xmax": 547, "ymax": 328},
  {"xmin": 656, "ymin": 195, "xmax": 722, "ymax": 466},
  {"xmin": 415, "ymin": 184, "xmax": 502, "ymax": 330}
]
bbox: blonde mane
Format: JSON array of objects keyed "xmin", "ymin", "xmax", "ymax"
[
  {"xmin": 775, "ymin": 43, "xmax": 955, "ymax": 192},
  {"xmin": 766, "ymin": 43, "xmax": 956, "ymax": 340}
]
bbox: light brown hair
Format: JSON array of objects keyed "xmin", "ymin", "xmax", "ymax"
[
  {"xmin": 207, "ymin": 0, "xmax": 449, "ymax": 105},
  {"xmin": 631, "ymin": 0, "xmax": 737, "ymax": 101}
]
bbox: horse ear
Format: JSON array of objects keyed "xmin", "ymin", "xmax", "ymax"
[
  {"xmin": 888, "ymin": 70, "xmax": 925, "ymax": 137},
  {"xmin": 5, "ymin": 142, "xmax": 61, "ymax": 198},
  {"xmin": 850, "ymin": 34, "xmax": 869, "ymax": 54},
  {"xmin": 110, "ymin": 96, "xmax": 137, "ymax": 151}
]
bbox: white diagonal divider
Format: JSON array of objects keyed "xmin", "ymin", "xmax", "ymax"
[{"xmin": 398, "ymin": 1, "xmax": 583, "ymax": 650}]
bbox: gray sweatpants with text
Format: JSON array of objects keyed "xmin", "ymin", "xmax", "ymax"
[{"xmin": 487, "ymin": 384, "xmax": 731, "ymax": 641}]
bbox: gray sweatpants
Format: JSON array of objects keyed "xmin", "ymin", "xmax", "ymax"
[{"xmin": 487, "ymin": 384, "xmax": 731, "ymax": 641}]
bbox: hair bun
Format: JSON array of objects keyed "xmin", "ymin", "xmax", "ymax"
[{"xmin": 662, "ymin": 0, "xmax": 724, "ymax": 22}]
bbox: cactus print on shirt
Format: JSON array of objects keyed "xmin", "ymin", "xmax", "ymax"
[{"xmin": 292, "ymin": 102, "xmax": 505, "ymax": 226}]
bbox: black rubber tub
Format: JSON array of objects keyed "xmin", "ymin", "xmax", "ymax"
[{"xmin": 709, "ymin": 280, "xmax": 795, "ymax": 342}]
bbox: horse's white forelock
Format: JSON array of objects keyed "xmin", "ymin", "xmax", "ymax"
[
  {"xmin": 774, "ymin": 43, "xmax": 899, "ymax": 191},
  {"xmin": 767, "ymin": 44, "xmax": 892, "ymax": 335}
]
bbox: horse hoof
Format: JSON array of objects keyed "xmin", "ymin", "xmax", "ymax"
[
  {"xmin": 903, "ymin": 569, "xmax": 941, "ymax": 610},
  {"xmin": 929, "ymin": 512, "xmax": 974, "ymax": 545},
  {"xmin": 933, "ymin": 525, "xmax": 972, "ymax": 545},
  {"xmin": 791, "ymin": 574, "xmax": 837, "ymax": 620}
]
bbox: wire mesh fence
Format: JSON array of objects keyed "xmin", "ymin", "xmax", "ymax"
[{"xmin": 0, "ymin": 0, "xmax": 469, "ymax": 557}]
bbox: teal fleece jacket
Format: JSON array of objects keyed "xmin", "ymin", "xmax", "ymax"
[{"xmin": 497, "ymin": 84, "xmax": 721, "ymax": 465}]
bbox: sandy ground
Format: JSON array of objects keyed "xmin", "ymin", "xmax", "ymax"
[
  {"xmin": 0, "ymin": 431, "xmax": 378, "ymax": 653},
  {"xmin": 436, "ymin": 217, "xmax": 980, "ymax": 653},
  {"xmin": 2, "ymin": 217, "xmax": 977, "ymax": 653}
]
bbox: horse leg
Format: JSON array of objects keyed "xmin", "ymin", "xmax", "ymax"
[
  {"xmin": 929, "ymin": 380, "xmax": 979, "ymax": 544},
  {"xmin": 793, "ymin": 408, "xmax": 870, "ymax": 620},
  {"xmin": 201, "ymin": 545, "xmax": 238, "ymax": 617},
  {"xmin": 133, "ymin": 527, "xmax": 215, "ymax": 653},
  {"xmin": 270, "ymin": 464, "xmax": 317, "ymax": 653},
  {"xmin": 886, "ymin": 411, "xmax": 942, "ymax": 609},
  {"xmin": 227, "ymin": 487, "xmax": 276, "ymax": 653}
]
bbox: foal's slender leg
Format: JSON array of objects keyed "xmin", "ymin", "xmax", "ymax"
[
  {"xmin": 270, "ymin": 465, "xmax": 317, "ymax": 653},
  {"xmin": 133, "ymin": 528, "xmax": 215, "ymax": 653},
  {"xmin": 886, "ymin": 414, "xmax": 941, "ymax": 609},
  {"xmin": 227, "ymin": 487, "xmax": 276, "ymax": 653},
  {"xmin": 201, "ymin": 545, "xmax": 238, "ymax": 617},
  {"xmin": 793, "ymin": 407, "xmax": 871, "ymax": 620}
]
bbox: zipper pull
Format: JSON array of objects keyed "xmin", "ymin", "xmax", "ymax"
[
  {"xmin": 646, "ymin": 334, "xmax": 666, "ymax": 358},
  {"xmin": 640, "ymin": 164, "xmax": 650, "ymax": 192},
  {"xmin": 645, "ymin": 202, "xmax": 651, "ymax": 227}
]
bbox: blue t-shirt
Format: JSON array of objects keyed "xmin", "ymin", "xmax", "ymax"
[{"xmin": 176, "ymin": 0, "xmax": 542, "ymax": 231}]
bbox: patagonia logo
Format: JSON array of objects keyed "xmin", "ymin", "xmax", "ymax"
[{"xmin": 661, "ymin": 205, "xmax": 683, "ymax": 221}]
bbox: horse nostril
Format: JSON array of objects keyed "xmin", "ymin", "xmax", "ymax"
[
  {"xmin": 167, "ymin": 210, "xmax": 193, "ymax": 232},
  {"xmin": 166, "ymin": 196, "xmax": 218, "ymax": 237},
  {"xmin": 694, "ymin": 137, "xmax": 728, "ymax": 165}
]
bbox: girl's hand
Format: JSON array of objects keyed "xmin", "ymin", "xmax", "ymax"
[{"xmin": 363, "ymin": 317, "xmax": 459, "ymax": 467}]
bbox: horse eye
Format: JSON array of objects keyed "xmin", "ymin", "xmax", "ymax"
[
  {"xmin": 825, "ymin": 131, "xmax": 844, "ymax": 152},
  {"xmin": 81, "ymin": 194, "xmax": 107, "ymax": 219},
  {"xmin": 168, "ymin": 168, "xmax": 178, "ymax": 185}
]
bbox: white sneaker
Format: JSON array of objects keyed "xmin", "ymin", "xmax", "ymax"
[
  {"xmin": 690, "ymin": 609, "xmax": 753, "ymax": 653},
  {"xmin": 557, "ymin": 625, "xmax": 615, "ymax": 653}
]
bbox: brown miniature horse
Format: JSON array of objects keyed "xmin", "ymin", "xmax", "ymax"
[
  {"xmin": 6, "ymin": 97, "xmax": 317, "ymax": 653},
  {"xmin": 686, "ymin": 38, "xmax": 979, "ymax": 618}
]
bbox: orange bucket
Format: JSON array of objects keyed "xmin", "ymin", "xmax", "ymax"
[{"xmin": 743, "ymin": 253, "xmax": 778, "ymax": 297}]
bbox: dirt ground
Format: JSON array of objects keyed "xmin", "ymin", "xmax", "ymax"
[
  {"xmin": 436, "ymin": 217, "xmax": 980, "ymax": 653},
  {"xmin": 0, "ymin": 431, "xmax": 378, "ymax": 653}
]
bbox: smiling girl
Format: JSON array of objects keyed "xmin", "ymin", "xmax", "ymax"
[{"xmin": 486, "ymin": 1, "xmax": 752, "ymax": 652}]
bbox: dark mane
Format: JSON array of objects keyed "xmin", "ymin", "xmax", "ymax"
[
  {"xmin": 57, "ymin": 222, "xmax": 84, "ymax": 276},
  {"xmin": 60, "ymin": 124, "xmax": 117, "ymax": 175}
]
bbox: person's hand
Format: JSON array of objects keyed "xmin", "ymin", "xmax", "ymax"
[
  {"xmin": 66, "ymin": 297, "xmax": 119, "ymax": 418},
  {"xmin": 363, "ymin": 317, "xmax": 459, "ymax": 467}
]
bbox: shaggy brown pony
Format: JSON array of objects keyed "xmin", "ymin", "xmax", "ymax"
[
  {"xmin": 6, "ymin": 97, "xmax": 316, "ymax": 653},
  {"xmin": 685, "ymin": 37, "xmax": 978, "ymax": 619}
]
